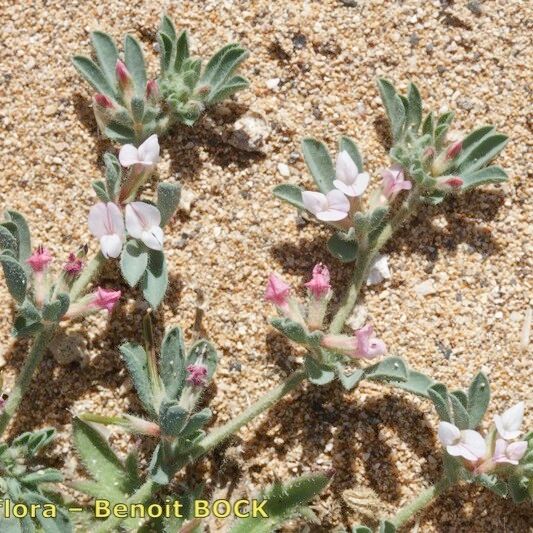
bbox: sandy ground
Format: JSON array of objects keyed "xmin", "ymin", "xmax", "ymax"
[{"xmin": 0, "ymin": 0, "xmax": 531, "ymax": 531}]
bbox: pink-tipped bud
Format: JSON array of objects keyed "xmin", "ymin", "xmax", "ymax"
[
  {"xmin": 435, "ymin": 175, "xmax": 464, "ymax": 191},
  {"xmin": 321, "ymin": 324, "xmax": 386, "ymax": 360},
  {"xmin": 265, "ymin": 274, "xmax": 291, "ymax": 307},
  {"xmin": 186, "ymin": 364, "xmax": 208, "ymax": 387},
  {"xmin": 26, "ymin": 246, "xmax": 53, "ymax": 273},
  {"xmin": 115, "ymin": 60, "xmax": 132, "ymax": 89},
  {"xmin": 94, "ymin": 93, "xmax": 114, "ymax": 109},
  {"xmin": 63, "ymin": 253, "xmax": 84, "ymax": 277},
  {"xmin": 446, "ymin": 140, "xmax": 462, "ymax": 160},
  {"xmin": 89, "ymin": 287, "xmax": 121, "ymax": 313},
  {"xmin": 146, "ymin": 79, "xmax": 159, "ymax": 100},
  {"xmin": 305, "ymin": 263, "xmax": 331, "ymax": 299}
]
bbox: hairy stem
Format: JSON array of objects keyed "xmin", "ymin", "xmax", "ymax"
[
  {"xmin": 69, "ymin": 251, "xmax": 106, "ymax": 302},
  {"xmin": 388, "ymin": 477, "xmax": 452, "ymax": 529},
  {"xmin": 329, "ymin": 191, "xmax": 421, "ymax": 334},
  {"xmin": 96, "ymin": 369, "xmax": 307, "ymax": 532},
  {"xmin": 0, "ymin": 326, "xmax": 56, "ymax": 436}
]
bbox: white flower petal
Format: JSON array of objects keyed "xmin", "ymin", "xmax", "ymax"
[
  {"xmin": 137, "ymin": 134, "xmax": 160, "ymax": 165},
  {"xmin": 333, "ymin": 180, "xmax": 356, "ymax": 197},
  {"xmin": 351, "ymin": 172, "xmax": 370, "ymax": 196},
  {"xmin": 125, "ymin": 202, "xmax": 161, "ymax": 240},
  {"xmin": 119, "ymin": 144, "xmax": 140, "ymax": 167},
  {"xmin": 302, "ymin": 191, "xmax": 327, "ymax": 216},
  {"xmin": 336, "ymin": 150, "xmax": 358, "ymax": 185},
  {"xmin": 494, "ymin": 401, "xmax": 524, "ymax": 439},
  {"xmin": 142, "ymin": 226, "xmax": 164, "ymax": 250},
  {"xmin": 506, "ymin": 441, "xmax": 527, "ymax": 462},
  {"xmin": 88, "ymin": 203, "xmax": 110, "ymax": 238},
  {"xmin": 461, "ymin": 429, "xmax": 486, "ymax": 459},
  {"xmin": 107, "ymin": 202, "xmax": 125, "ymax": 235},
  {"xmin": 316, "ymin": 209, "xmax": 349, "ymax": 222},
  {"xmin": 438, "ymin": 421, "xmax": 460, "ymax": 446},
  {"xmin": 125, "ymin": 204, "xmax": 143, "ymax": 239},
  {"xmin": 326, "ymin": 189, "xmax": 350, "ymax": 212},
  {"xmin": 100, "ymin": 234, "xmax": 123, "ymax": 258},
  {"xmin": 447, "ymin": 443, "xmax": 479, "ymax": 462}
]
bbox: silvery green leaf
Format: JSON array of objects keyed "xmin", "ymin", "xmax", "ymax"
[
  {"xmin": 377, "ymin": 78, "xmax": 405, "ymax": 142},
  {"xmin": 450, "ymin": 389, "xmax": 468, "ymax": 408},
  {"xmin": 378, "ymin": 521, "xmax": 396, "ymax": 533},
  {"xmin": 336, "ymin": 365, "xmax": 364, "ymax": 390},
  {"xmin": 474, "ymin": 474, "xmax": 507, "ymax": 497},
  {"xmin": 187, "ymin": 339, "xmax": 218, "ymax": 381},
  {"xmin": 92, "ymin": 180, "xmax": 110, "ymax": 202},
  {"xmin": 0, "ymin": 253, "xmax": 27, "ymax": 303},
  {"xmin": 124, "ymin": 35, "xmax": 147, "ymax": 96},
  {"xmin": 368, "ymin": 207, "xmax": 389, "ymax": 243},
  {"xmin": 21, "ymin": 468, "xmax": 63, "ymax": 485},
  {"xmin": 208, "ymin": 75, "xmax": 249, "ymax": 104},
  {"xmin": 339, "ymin": 136, "xmax": 364, "ymax": 172},
  {"xmin": 160, "ymin": 15, "xmax": 177, "ymax": 41},
  {"xmin": 174, "ymin": 30, "xmax": 190, "ymax": 72},
  {"xmin": 181, "ymin": 408, "xmax": 212, "ymax": 436},
  {"xmin": 160, "ymin": 326, "xmax": 187, "ymax": 399},
  {"xmin": 13, "ymin": 300, "xmax": 42, "ymax": 338},
  {"xmin": 450, "ymin": 393, "xmax": 470, "ymax": 429},
  {"xmin": 119, "ymin": 342, "xmax": 156, "ymax": 416},
  {"xmin": 141, "ymin": 250, "xmax": 168, "ymax": 308},
  {"xmin": 22, "ymin": 492, "xmax": 72, "ymax": 533},
  {"xmin": 13, "ymin": 427, "xmax": 55, "ymax": 456},
  {"xmin": 457, "ymin": 134, "xmax": 508, "ymax": 174},
  {"xmin": 406, "ymin": 82, "xmax": 422, "ymax": 132},
  {"xmin": 158, "ymin": 32, "xmax": 173, "ymax": 73},
  {"xmin": 392, "ymin": 370, "xmax": 435, "ymax": 397},
  {"xmin": 202, "ymin": 44, "xmax": 248, "ymax": 95},
  {"xmin": 72, "ymin": 56, "xmax": 114, "ymax": 96},
  {"xmin": 103, "ymin": 152, "xmax": 121, "ymax": 200},
  {"xmin": 422, "ymin": 111, "xmax": 434, "ymax": 138},
  {"xmin": 90, "ymin": 31, "xmax": 119, "ymax": 88},
  {"xmin": 270, "ymin": 317, "xmax": 309, "ymax": 344},
  {"xmin": 460, "ymin": 166, "xmax": 508, "ymax": 191},
  {"xmin": 5, "ymin": 211, "xmax": 31, "ymax": 268},
  {"xmin": 157, "ymin": 182, "xmax": 181, "ymax": 226},
  {"xmin": 120, "ymin": 240, "xmax": 148, "ymax": 288},
  {"xmin": 507, "ymin": 474, "xmax": 530, "ymax": 503},
  {"xmin": 466, "ymin": 372, "xmax": 490, "ymax": 428},
  {"xmin": 130, "ymin": 96, "xmax": 145, "ymax": 123},
  {"xmin": 304, "ymin": 357, "xmax": 335, "ymax": 385},
  {"xmin": 434, "ymin": 111, "xmax": 454, "ymax": 148},
  {"xmin": 453, "ymin": 125, "xmax": 494, "ymax": 168},
  {"xmin": 0, "ymin": 224, "xmax": 18, "ymax": 255},
  {"xmin": 428, "ymin": 383, "xmax": 451, "ymax": 422},
  {"xmin": 327, "ymin": 233, "xmax": 357, "ymax": 263},
  {"xmin": 159, "ymin": 401, "xmax": 189, "ymax": 437},
  {"xmin": 42, "ymin": 294, "xmax": 70, "ymax": 322},
  {"xmin": 363, "ymin": 356, "xmax": 408, "ymax": 383},
  {"xmin": 273, "ymin": 184, "xmax": 304, "ymax": 210},
  {"xmin": 104, "ymin": 121, "xmax": 136, "ymax": 144},
  {"xmin": 301, "ymin": 138, "xmax": 335, "ymax": 193}
]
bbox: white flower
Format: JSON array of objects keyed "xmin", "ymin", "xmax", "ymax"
[
  {"xmin": 125, "ymin": 202, "xmax": 164, "ymax": 250},
  {"xmin": 493, "ymin": 438, "xmax": 527, "ymax": 466},
  {"xmin": 119, "ymin": 134, "xmax": 160, "ymax": 168},
  {"xmin": 333, "ymin": 150, "xmax": 369, "ymax": 197},
  {"xmin": 494, "ymin": 401, "xmax": 524, "ymax": 440},
  {"xmin": 438, "ymin": 421, "xmax": 486, "ymax": 462},
  {"xmin": 366, "ymin": 254, "xmax": 391, "ymax": 285},
  {"xmin": 302, "ymin": 190, "xmax": 350, "ymax": 222},
  {"xmin": 88, "ymin": 202, "xmax": 125, "ymax": 259}
]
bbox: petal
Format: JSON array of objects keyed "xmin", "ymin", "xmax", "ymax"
[
  {"xmin": 438, "ymin": 421, "xmax": 461, "ymax": 446},
  {"xmin": 493, "ymin": 438, "xmax": 507, "ymax": 460},
  {"xmin": 302, "ymin": 191, "xmax": 327, "ymax": 215},
  {"xmin": 461, "ymin": 430, "xmax": 486, "ymax": 459},
  {"xmin": 336, "ymin": 150, "xmax": 358, "ymax": 184},
  {"xmin": 316, "ymin": 209, "xmax": 349, "ymax": 222},
  {"xmin": 118, "ymin": 144, "xmax": 140, "ymax": 167},
  {"xmin": 142, "ymin": 226, "xmax": 164, "ymax": 250},
  {"xmin": 125, "ymin": 202, "xmax": 161, "ymax": 239},
  {"xmin": 326, "ymin": 189, "xmax": 350, "ymax": 212},
  {"xmin": 107, "ymin": 202, "xmax": 125, "ymax": 235},
  {"xmin": 88, "ymin": 202, "xmax": 109, "ymax": 238},
  {"xmin": 447, "ymin": 443, "xmax": 479, "ymax": 462},
  {"xmin": 500, "ymin": 401, "xmax": 524, "ymax": 434},
  {"xmin": 137, "ymin": 134, "xmax": 160, "ymax": 164},
  {"xmin": 100, "ymin": 234, "xmax": 123, "ymax": 258},
  {"xmin": 125, "ymin": 204, "xmax": 143, "ymax": 239},
  {"xmin": 333, "ymin": 179, "xmax": 358, "ymax": 197},
  {"xmin": 351, "ymin": 172, "xmax": 370, "ymax": 196},
  {"xmin": 506, "ymin": 440, "xmax": 527, "ymax": 462}
]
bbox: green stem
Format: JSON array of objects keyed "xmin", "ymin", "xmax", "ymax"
[
  {"xmin": 0, "ymin": 326, "xmax": 56, "ymax": 436},
  {"xmin": 69, "ymin": 251, "xmax": 106, "ymax": 302},
  {"xmin": 388, "ymin": 477, "xmax": 452, "ymax": 529},
  {"xmin": 95, "ymin": 369, "xmax": 307, "ymax": 532},
  {"xmin": 329, "ymin": 191, "xmax": 421, "ymax": 334}
]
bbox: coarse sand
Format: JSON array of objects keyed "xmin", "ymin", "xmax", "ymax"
[{"xmin": 0, "ymin": 0, "xmax": 531, "ymax": 531}]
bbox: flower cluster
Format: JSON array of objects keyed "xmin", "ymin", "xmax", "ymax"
[{"xmin": 438, "ymin": 401, "xmax": 527, "ymax": 472}]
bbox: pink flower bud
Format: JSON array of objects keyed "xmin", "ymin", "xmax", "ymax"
[
  {"xmin": 186, "ymin": 364, "xmax": 208, "ymax": 387},
  {"xmin": 89, "ymin": 287, "xmax": 121, "ymax": 313},
  {"xmin": 321, "ymin": 324, "xmax": 386, "ymax": 359},
  {"xmin": 446, "ymin": 140, "xmax": 462, "ymax": 160},
  {"xmin": 94, "ymin": 93, "xmax": 114, "ymax": 109},
  {"xmin": 305, "ymin": 263, "xmax": 331, "ymax": 298},
  {"xmin": 26, "ymin": 246, "xmax": 53, "ymax": 272},
  {"xmin": 146, "ymin": 79, "xmax": 159, "ymax": 100},
  {"xmin": 435, "ymin": 175, "xmax": 464, "ymax": 192},
  {"xmin": 115, "ymin": 60, "xmax": 132, "ymax": 89},
  {"xmin": 265, "ymin": 274, "xmax": 291, "ymax": 307},
  {"xmin": 63, "ymin": 253, "xmax": 83, "ymax": 277},
  {"xmin": 380, "ymin": 165, "xmax": 412, "ymax": 201}
]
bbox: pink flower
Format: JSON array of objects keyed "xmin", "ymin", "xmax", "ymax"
[
  {"xmin": 94, "ymin": 93, "xmax": 114, "ymax": 109},
  {"xmin": 438, "ymin": 422, "xmax": 486, "ymax": 463},
  {"xmin": 89, "ymin": 287, "xmax": 121, "ymax": 313},
  {"xmin": 321, "ymin": 324, "xmax": 386, "ymax": 360},
  {"xmin": 186, "ymin": 364, "xmax": 208, "ymax": 387},
  {"xmin": 381, "ymin": 165, "xmax": 412, "ymax": 200},
  {"xmin": 27, "ymin": 246, "xmax": 53, "ymax": 272},
  {"xmin": 63, "ymin": 253, "xmax": 83, "ymax": 276},
  {"xmin": 435, "ymin": 176, "xmax": 464, "ymax": 191},
  {"xmin": 333, "ymin": 151, "xmax": 369, "ymax": 197},
  {"xmin": 302, "ymin": 190, "xmax": 350, "ymax": 222},
  {"xmin": 305, "ymin": 263, "xmax": 331, "ymax": 298},
  {"xmin": 492, "ymin": 438, "xmax": 527, "ymax": 466},
  {"xmin": 265, "ymin": 274, "xmax": 291, "ymax": 307}
]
